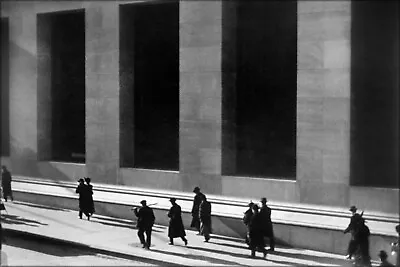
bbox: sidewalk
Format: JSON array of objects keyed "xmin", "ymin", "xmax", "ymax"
[{"xmin": 1, "ymin": 201, "xmax": 374, "ymax": 266}]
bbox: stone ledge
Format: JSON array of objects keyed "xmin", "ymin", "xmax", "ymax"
[{"xmin": 13, "ymin": 176, "xmax": 398, "ymax": 237}]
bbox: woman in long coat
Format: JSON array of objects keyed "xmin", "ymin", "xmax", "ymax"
[
  {"xmin": 84, "ymin": 177, "xmax": 95, "ymax": 216},
  {"xmin": 191, "ymin": 187, "xmax": 205, "ymax": 234},
  {"xmin": 1, "ymin": 166, "xmax": 13, "ymax": 202},
  {"xmin": 199, "ymin": 195, "xmax": 212, "ymax": 242},
  {"xmin": 75, "ymin": 178, "xmax": 91, "ymax": 220},
  {"xmin": 167, "ymin": 198, "xmax": 188, "ymax": 245},
  {"xmin": 249, "ymin": 204, "xmax": 267, "ymax": 258}
]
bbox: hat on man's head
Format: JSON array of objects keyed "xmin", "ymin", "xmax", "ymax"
[
  {"xmin": 378, "ymin": 250, "xmax": 388, "ymax": 259},
  {"xmin": 248, "ymin": 201, "xmax": 254, "ymax": 207},
  {"xmin": 78, "ymin": 178, "xmax": 84, "ymax": 183},
  {"xmin": 349, "ymin": 205, "xmax": 357, "ymax": 212},
  {"xmin": 252, "ymin": 204, "xmax": 259, "ymax": 210},
  {"xmin": 261, "ymin": 197, "xmax": 267, "ymax": 203},
  {"xmin": 140, "ymin": 200, "xmax": 147, "ymax": 205},
  {"xmin": 169, "ymin": 197, "xmax": 177, "ymax": 203},
  {"xmin": 193, "ymin": 186, "xmax": 200, "ymax": 193}
]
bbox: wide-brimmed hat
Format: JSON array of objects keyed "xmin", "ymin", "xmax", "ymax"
[
  {"xmin": 378, "ymin": 250, "xmax": 388, "ymax": 259},
  {"xmin": 349, "ymin": 206, "xmax": 357, "ymax": 212},
  {"xmin": 261, "ymin": 197, "xmax": 267, "ymax": 203},
  {"xmin": 140, "ymin": 200, "xmax": 147, "ymax": 205},
  {"xmin": 193, "ymin": 186, "xmax": 200, "ymax": 193},
  {"xmin": 169, "ymin": 197, "xmax": 177, "ymax": 203}
]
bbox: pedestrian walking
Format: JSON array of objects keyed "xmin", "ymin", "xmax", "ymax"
[
  {"xmin": 353, "ymin": 216, "xmax": 371, "ymax": 266},
  {"xmin": 190, "ymin": 186, "xmax": 205, "ymax": 235},
  {"xmin": 167, "ymin": 198, "xmax": 188, "ymax": 246},
  {"xmin": 344, "ymin": 205, "xmax": 364, "ymax": 260},
  {"xmin": 199, "ymin": 195, "xmax": 212, "ymax": 242},
  {"xmin": 75, "ymin": 178, "xmax": 91, "ymax": 220},
  {"xmin": 133, "ymin": 200, "xmax": 155, "ymax": 249},
  {"xmin": 1, "ymin": 166, "xmax": 13, "ymax": 202},
  {"xmin": 243, "ymin": 201, "xmax": 254, "ymax": 246},
  {"xmin": 260, "ymin": 197, "xmax": 275, "ymax": 251},
  {"xmin": 248, "ymin": 204, "xmax": 267, "ymax": 258},
  {"xmin": 378, "ymin": 250, "xmax": 395, "ymax": 267},
  {"xmin": 84, "ymin": 177, "xmax": 95, "ymax": 216}
]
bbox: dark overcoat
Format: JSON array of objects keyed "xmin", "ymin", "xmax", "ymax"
[
  {"xmin": 134, "ymin": 206, "xmax": 155, "ymax": 230},
  {"xmin": 75, "ymin": 183, "xmax": 91, "ymax": 214},
  {"xmin": 249, "ymin": 212, "xmax": 266, "ymax": 250},
  {"xmin": 168, "ymin": 204, "xmax": 186, "ymax": 238},
  {"xmin": 86, "ymin": 184, "xmax": 95, "ymax": 214},
  {"xmin": 190, "ymin": 192, "xmax": 205, "ymax": 228},
  {"xmin": 260, "ymin": 205, "xmax": 274, "ymax": 237},
  {"xmin": 199, "ymin": 200, "xmax": 212, "ymax": 235},
  {"xmin": 1, "ymin": 171, "xmax": 12, "ymax": 197}
]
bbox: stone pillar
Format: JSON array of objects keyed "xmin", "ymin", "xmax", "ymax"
[
  {"xmin": 37, "ymin": 14, "xmax": 52, "ymax": 161},
  {"xmin": 8, "ymin": 9, "xmax": 39, "ymax": 175},
  {"xmin": 297, "ymin": 1, "xmax": 351, "ymax": 206},
  {"xmin": 179, "ymin": 1, "xmax": 223, "ymax": 194},
  {"xmin": 86, "ymin": 2, "xmax": 120, "ymax": 184}
]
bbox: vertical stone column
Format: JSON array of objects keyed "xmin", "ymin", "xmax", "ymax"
[
  {"xmin": 179, "ymin": 1, "xmax": 223, "ymax": 193},
  {"xmin": 86, "ymin": 2, "xmax": 120, "ymax": 184},
  {"xmin": 297, "ymin": 1, "xmax": 351, "ymax": 206},
  {"xmin": 8, "ymin": 8, "xmax": 39, "ymax": 175},
  {"xmin": 37, "ymin": 14, "xmax": 52, "ymax": 161}
]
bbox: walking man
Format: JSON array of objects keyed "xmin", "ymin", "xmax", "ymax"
[
  {"xmin": 134, "ymin": 200, "xmax": 155, "ymax": 249},
  {"xmin": 199, "ymin": 195, "xmax": 212, "ymax": 242},
  {"xmin": 167, "ymin": 198, "xmax": 188, "ymax": 246},
  {"xmin": 191, "ymin": 186, "xmax": 205, "ymax": 235},
  {"xmin": 1, "ymin": 166, "xmax": 13, "ymax": 202},
  {"xmin": 260, "ymin": 197, "xmax": 275, "ymax": 251},
  {"xmin": 249, "ymin": 204, "xmax": 267, "ymax": 258},
  {"xmin": 84, "ymin": 177, "xmax": 95, "ymax": 216},
  {"xmin": 75, "ymin": 178, "xmax": 91, "ymax": 220},
  {"xmin": 243, "ymin": 201, "xmax": 254, "ymax": 246},
  {"xmin": 344, "ymin": 205, "xmax": 364, "ymax": 260}
]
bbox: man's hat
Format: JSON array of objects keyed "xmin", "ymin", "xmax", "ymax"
[
  {"xmin": 140, "ymin": 200, "xmax": 147, "ymax": 205},
  {"xmin": 261, "ymin": 197, "xmax": 267, "ymax": 203},
  {"xmin": 78, "ymin": 178, "xmax": 84, "ymax": 183},
  {"xmin": 169, "ymin": 197, "xmax": 176, "ymax": 203},
  {"xmin": 193, "ymin": 186, "xmax": 200, "ymax": 193},
  {"xmin": 252, "ymin": 204, "xmax": 259, "ymax": 210},
  {"xmin": 248, "ymin": 201, "xmax": 254, "ymax": 207},
  {"xmin": 378, "ymin": 250, "xmax": 388, "ymax": 259},
  {"xmin": 349, "ymin": 205, "xmax": 357, "ymax": 212}
]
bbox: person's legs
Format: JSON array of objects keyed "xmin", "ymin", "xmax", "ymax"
[
  {"xmin": 145, "ymin": 229, "xmax": 152, "ymax": 248},
  {"xmin": 169, "ymin": 237, "xmax": 174, "ymax": 245},
  {"xmin": 137, "ymin": 229, "xmax": 146, "ymax": 247},
  {"xmin": 181, "ymin": 236, "xmax": 188, "ymax": 245}
]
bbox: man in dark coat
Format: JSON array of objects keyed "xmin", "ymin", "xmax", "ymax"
[
  {"xmin": 191, "ymin": 186, "xmax": 205, "ymax": 234},
  {"xmin": 260, "ymin": 197, "xmax": 275, "ymax": 251},
  {"xmin": 344, "ymin": 205, "xmax": 364, "ymax": 260},
  {"xmin": 199, "ymin": 195, "xmax": 212, "ymax": 242},
  {"xmin": 353, "ymin": 217, "xmax": 371, "ymax": 266},
  {"xmin": 75, "ymin": 178, "xmax": 91, "ymax": 220},
  {"xmin": 243, "ymin": 201, "xmax": 254, "ymax": 246},
  {"xmin": 84, "ymin": 177, "xmax": 95, "ymax": 216},
  {"xmin": 1, "ymin": 166, "xmax": 13, "ymax": 202},
  {"xmin": 249, "ymin": 204, "xmax": 267, "ymax": 258},
  {"xmin": 167, "ymin": 198, "xmax": 188, "ymax": 246},
  {"xmin": 134, "ymin": 200, "xmax": 155, "ymax": 249}
]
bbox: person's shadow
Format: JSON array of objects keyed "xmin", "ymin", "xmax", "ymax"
[{"xmin": 0, "ymin": 214, "xmax": 48, "ymax": 227}]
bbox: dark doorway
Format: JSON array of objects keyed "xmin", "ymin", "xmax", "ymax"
[
  {"xmin": 223, "ymin": 1, "xmax": 297, "ymax": 178},
  {"xmin": 120, "ymin": 1, "xmax": 179, "ymax": 171},
  {"xmin": 350, "ymin": 1, "xmax": 399, "ymax": 187},
  {"xmin": 0, "ymin": 17, "xmax": 10, "ymax": 156},
  {"xmin": 50, "ymin": 10, "xmax": 85, "ymax": 163}
]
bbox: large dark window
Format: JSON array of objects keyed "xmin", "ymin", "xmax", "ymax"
[
  {"xmin": 50, "ymin": 10, "xmax": 85, "ymax": 163},
  {"xmin": 120, "ymin": 1, "xmax": 179, "ymax": 171},
  {"xmin": 0, "ymin": 17, "xmax": 10, "ymax": 156},
  {"xmin": 350, "ymin": 1, "xmax": 399, "ymax": 187},
  {"xmin": 222, "ymin": 1, "xmax": 297, "ymax": 178}
]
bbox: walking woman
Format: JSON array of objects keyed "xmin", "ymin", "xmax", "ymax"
[
  {"xmin": 199, "ymin": 195, "xmax": 212, "ymax": 242},
  {"xmin": 75, "ymin": 178, "xmax": 91, "ymax": 220},
  {"xmin": 84, "ymin": 177, "xmax": 95, "ymax": 216},
  {"xmin": 167, "ymin": 198, "xmax": 188, "ymax": 246},
  {"xmin": 1, "ymin": 166, "xmax": 13, "ymax": 202}
]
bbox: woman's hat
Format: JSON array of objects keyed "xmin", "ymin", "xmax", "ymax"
[
  {"xmin": 349, "ymin": 206, "xmax": 357, "ymax": 212},
  {"xmin": 169, "ymin": 197, "xmax": 177, "ymax": 203},
  {"xmin": 193, "ymin": 187, "xmax": 200, "ymax": 193}
]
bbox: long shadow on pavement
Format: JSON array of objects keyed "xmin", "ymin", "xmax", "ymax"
[
  {"xmin": 12, "ymin": 201, "xmax": 70, "ymax": 212},
  {"xmin": 269, "ymin": 249, "xmax": 349, "ymax": 265},
  {"xmin": 150, "ymin": 247, "xmax": 252, "ymax": 266},
  {"xmin": 187, "ymin": 244, "xmax": 254, "ymax": 260},
  {"xmin": 1, "ymin": 214, "xmax": 48, "ymax": 227},
  {"xmin": 91, "ymin": 218, "xmax": 166, "ymax": 233}
]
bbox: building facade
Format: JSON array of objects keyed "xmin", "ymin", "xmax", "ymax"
[{"xmin": 0, "ymin": 0, "xmax": 398, "ymax": 215}]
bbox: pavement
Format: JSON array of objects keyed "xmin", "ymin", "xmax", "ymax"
[{"xmin": 0, "ymin": 200, "xmax": 379, "ymax": 266}]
